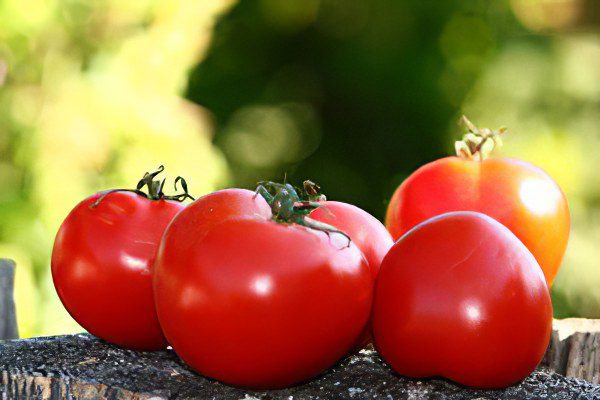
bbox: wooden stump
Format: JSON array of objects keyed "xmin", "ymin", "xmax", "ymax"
[
  {"xmin": 0, "ymin": 257, "xmax": 597, "ymax": 399},
  {"xmin": 543, "ymin": 318, "xmax": 600, "ymax": 384},
  {"xmin": 0, "ymin": 327, "xmax": 598, "ymax": 400},
  {"xmin": 0, "ymin": 259, "xmax": 18, "ymax": 340}
]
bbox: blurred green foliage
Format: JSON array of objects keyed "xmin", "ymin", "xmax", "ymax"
[
  {"xmin": 188, "ymin": 0, "xmax": 573, "ymax": 224},
  {"xmin": 0, "ymin": 0, "xmax": 599, "ymax": 337},
  {"xmin": 0, "ymin": 0, "xmax": 232, "ymax": 337},
  {"xmin": 188, "ymin": 1, "xmax": 600, "ymax": 318}
]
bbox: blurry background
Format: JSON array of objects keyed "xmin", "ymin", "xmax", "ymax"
[{"xmin": 0, "ymin": 0, "xmax": 598, "ymax": 337}]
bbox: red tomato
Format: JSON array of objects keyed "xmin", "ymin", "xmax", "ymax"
[
  {"xmin": 310, "ymin": 201, "xmax": 393, "ymax": 279},
  {"xmin": 386, "ymin": 156, "xmax": 570, "ymax": 286},
  {"xmin": 52, "ymin": 191, "xmax": 184, "ymax": 351},
  {"xmin": 153, "ymin": 188, "xmax": 272, "ymax": 254},
  {"xmin": 154, "ymin": 189, "xmax": 373, "ymax": 389},
  {"xmin": 373, "ymin": 211, "xmax": 552, "ymax": 389},
  {"xmin": 310, "ymin": 201, "xmax": 393, "ymax": 349}
]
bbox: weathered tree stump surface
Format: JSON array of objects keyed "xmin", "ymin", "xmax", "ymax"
[
  {"xmin": 544, "ymin": 319, "xmax": 600, "ymax": 385},
  {"xmin": 0, "ymin": 324, "xmax": 599, "ymax": 400},
  {"xmin": 0, "ymin": 259, "xmax": 18, "ymax": 340}
]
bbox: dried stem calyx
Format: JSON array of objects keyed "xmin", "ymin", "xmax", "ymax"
[{"xmin": 454, "ymin": 115, "xmax": 507, "ymax": 161}]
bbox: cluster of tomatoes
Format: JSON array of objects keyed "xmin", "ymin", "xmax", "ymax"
[{"xmin": 51, "ymin": 119, "xmax": 570, "ymax": 390}]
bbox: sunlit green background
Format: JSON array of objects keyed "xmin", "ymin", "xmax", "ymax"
[{"xmin": 0, "ymin": 0, "xmax": 598, "ymax": 338}]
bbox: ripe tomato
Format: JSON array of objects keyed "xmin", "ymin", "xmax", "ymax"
[
  {"xmin": 153, "ymin": 188, "xmax": 272, "ymax": 253},
  {"xmin": 310, "ymin": 200, "xmax": 393, "ymax": 349},
  {"xmin": 310, "ymin": 201, "xmax": 393, "ymax": 279},
  {"xmin": 386, "ymin": 126, "xmax": 569, "ymax": 286},
  {"xmin": 52, "ymin": 167, "xmax": 192, "ymax": 351},
  {"xmin": 154, "ymin": 188, "xmax": 373, "ymax": 389},
  {"xmin": 373, "ymin": 211, "xmax": 552, "ymax": 389}
]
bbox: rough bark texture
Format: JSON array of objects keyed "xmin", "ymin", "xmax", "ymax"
[
  {"xmin": 0, "ymin": 259, "xmax": 18, "ymax": 340},
  {"xmin": 543, "ymin": 319, "xmax": 600, "ymax": 385},
  {"xmin": 0, "ymin": 256, "xmax": 597, "ymax": 399},
  {"xmin": 0, "ymin": 332, "xmax": 598, "ymax": 400}
]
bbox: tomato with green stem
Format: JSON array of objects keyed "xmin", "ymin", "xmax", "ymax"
[
  {"xmin": 385, "ymin": 117, "xmax": 570, "ymax": 286},
  {"xmin": 154, "ymin": 182, "xmax": 373, "ymax": 389},
  {"xmin": 52, "ymin": 166, "xmax": 193, "ymax": 351}
]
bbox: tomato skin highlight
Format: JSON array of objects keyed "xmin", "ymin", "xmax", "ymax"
[
  {"xmin": 154, "ymin": 191, "xmax": 373, "ymax": 389},
  {"xmin": 51, "ymin": 191, "xmax": 184, "ymax": 351},
  {"xmin": 385, "ymin": 156, "xmax": 570, "ymax": 286},
  {"xmin": 373, "ymin": 211, "xmax": 552, "ymax": 389}
]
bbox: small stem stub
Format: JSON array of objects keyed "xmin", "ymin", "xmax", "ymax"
[
  {"xmin": 254, "ymin": 180, "xmax": 351, "ymax": 246},
  {"xmin": 454, "ymin": 115, "xmax": 507, "ymax": 161},
  {"xmin": 91, "ymin": 165, "xmax": 195, "ymax": 208}
]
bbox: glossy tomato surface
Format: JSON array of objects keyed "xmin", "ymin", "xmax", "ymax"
[
  {"xmin": 373, "ymin": 211, "xmax": 552, "ymax": 389},
  {"xmin": 154, "ymin": 191, "xmax": 373, "ymax": 389},
  {"xmin": 52, "ymin": 191, "xmax": 184, "ymax": 351},
  {"xmin": 310, "ymin": 201, "xmax": 393, "ymax": 279},
  {"xmin": 156, "ymin": 188, "xmax": 273, "ymax": 255},
  {"xmin": 310, "ymin": 200, "xmax": 393, "ymax": 349},
  {"xmin": 386, "ymin": 156, "xmax": 570, "ymax": 286}
]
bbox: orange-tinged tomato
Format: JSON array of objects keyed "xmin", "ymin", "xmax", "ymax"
[{"xmin": 386, "ymin": 156, "xmax": 570, "ymax": 286}]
